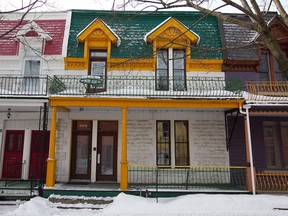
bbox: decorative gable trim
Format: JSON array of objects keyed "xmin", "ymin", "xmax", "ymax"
[
  {"xmin": 14, "ymin": 21, "xmax": 52, "ymax": 41},
  {"xmin": 77, "ymin": 18, "xmax": 120, "ymax": 46},
  {"xmin": 252, "ymin": 16, "xmax": 288, "ymax": 46},
  {"xmin": 144, "ymin": 17, "xmax": 199, "ymax": 47}
]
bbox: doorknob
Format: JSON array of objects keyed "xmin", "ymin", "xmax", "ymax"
[{"xmin": 97, "ymin": 154, "xmax": 100, "ymax": 164}]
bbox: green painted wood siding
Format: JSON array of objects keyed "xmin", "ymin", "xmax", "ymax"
[{"xmin": 67, "ymin": 10, "xmax": 223, "ymax": 59}]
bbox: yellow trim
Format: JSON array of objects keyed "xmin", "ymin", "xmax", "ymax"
[
  {"xmin": 64, "ymin": 57, "xmax": 86, "ymax": 70},
  {"xmin": 187, "ymin": 59, "xmax": 223, "ymax": 72},
  {"xmin": 120, "ymin": 107, "xmax": 128, "ymax": 190},
  {"xmin": 50, "ymin": 97, "xmax": 244, "ymax": 109},
  {"xmin": 46, "ymin": 106, "xmax": 57, "ymax": 187},
  {"xmin": 65, "ymin": 57, "xmax": 222, "ymax": 72},
  {"xmin": 77, "ymin": 18, "xmax": 118, "ymax": 44},
  {"xmin": 108, "ymin": 58, "xmax": 155, "ymax": 71},
  {"xmin": 146, "ymin": 17, "xmax": 198, "ymax": 44}
]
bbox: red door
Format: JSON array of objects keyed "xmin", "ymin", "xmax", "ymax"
[
  {"xmin": 2, "ymin": 130, "xmax": 25, "ymax": 179},
  {"xmin": 29, "ymin": 130, "xmax": 50, "ymax": 179}
]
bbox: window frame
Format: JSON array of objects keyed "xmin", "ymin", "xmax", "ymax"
[
  {"xmin": 88, "ymin": 49, "xmax": 107, "ymax": 92},
  {"xmin": 259, "ymin": 50, "xmax": 286, "ymax": 81},
  {"xmin": 156, "ymin": 48, "xmax": 186, "ymax": 91},
  {"xmin": 174, "ymin": 121, "xmax": 189, "ymax": 166},
  {"xmin": 156, "ymin": 120, "xmax": 171, "ymax": 166},
  {"xmin": 263, "ymin": 121, "xmax": 288, "ymax": 170}
]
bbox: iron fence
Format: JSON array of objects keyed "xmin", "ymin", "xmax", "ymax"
[
  {"xmin": 128, "ymin": 165, "xmax": 247, "ymax": 191},
  {"xmin": 0, "ymin": 75, "xmax": 49, "ymax": 96},
  {"xmin": 256, "ymin": 171, "xmax": 288, "ymax": 193}
]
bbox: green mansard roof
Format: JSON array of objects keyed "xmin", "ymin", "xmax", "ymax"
[{"xmin": 67, "ymin": 10, "xmax": 223, "ymax": 59}]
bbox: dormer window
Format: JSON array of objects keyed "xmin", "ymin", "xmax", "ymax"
[
  {"xmin": 156, "ymin": 48, "xmax": 186, "ymax": 91},
  {"xmin": 14, "ymin": 21, "xmax": 51, "ymax": 93}
]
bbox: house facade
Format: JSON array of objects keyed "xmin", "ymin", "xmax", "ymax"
[
  {"xmin": 0, "ymin": 12, "xmax": 67, "ymax": 189},
  {"xmin": 0, "ymin": 9, "xmax": 287, "ymax": 196},
  {"xmin": 221, "ymin": 13, "xmax": 288, "ymax": 192},
  {"xmin": 45, "ymin": 10, "xmax": 245, "ymax": 192}
]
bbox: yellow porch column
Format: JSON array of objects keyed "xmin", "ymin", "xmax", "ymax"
[
  {"xmin": 46, "ymin": 106, "xmax": 57, "ymax": 187},
  {"xmin": 120, "ymin": 106, "xmax": 128, "ymax": 190}
]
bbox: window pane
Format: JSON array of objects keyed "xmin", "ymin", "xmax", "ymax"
[
  {"xmin": 91, "ymin": 61, "xmax": 105, "ymax": 88},
  {"xmin": 157, "ymin": 121, "xmax": 170, "ymax": 165},
  {"xmin": 90, "ymin": 51, "xmax": 107, "ymax": 58},
  {"xmin": 173, "ymin": 50, "xmax": 184, "ymax": 69},
  {"xmin": 259, "ymin": 53, "xmax": 269, "ymax": 81},
  {"xmin": 175, "ymin": 121, "xmax": 189, "ymax": 166},
  {"xmin": 156, "ymin": 50, "xmax": 169, "ymax": 91},
  {"xmin": 281, "ymin": 125, "xmax": 288, "ymax": 168},
  {"xmin": 173, "ymin": 50, "xmax": 186, "ymax": 91},
  {"xmin": 157, "ymin": 50, "xmax": 168, "ymax": 69},
  {"xmin": 263, "ymin": 123, "xmax": 280, "ymax": 168},
  {"xmin": 23, "ymin": 60, "xmax": 40, "ymax": 92}
]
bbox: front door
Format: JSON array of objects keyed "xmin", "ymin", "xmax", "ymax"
[
  {"xmin": 2, "ymin": 130, "xmax": 24, "ymax": 179},
  {"xmin": 70, "ymin": 121, "xmax": 92, "ymax": 180},
  {"xmin": 96, "ymin": 121, "xmax": 118, "ymax": 181},
  {"xmin": 29, "ymin": 130, "xmax": 50, "ymax": 179}
]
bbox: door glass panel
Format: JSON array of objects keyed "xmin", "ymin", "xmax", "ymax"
[
  {"xmin": 7, "ymin": 134, "xmax": 14, "ymax": 151},
  {"xmin": 75, "ymin": 135, "xmax": 89, "ymax": 175},
  {"xmin": 101, "ymin": 136, "xmax": 114, "ymax": 175},
  {"xmin": 16, "ymin": 133, "xmax": 23, "ymax": 151}
]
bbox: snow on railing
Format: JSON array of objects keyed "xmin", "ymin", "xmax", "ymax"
[
  {"xmin": 48, "ymin": 75, "xmax": 244, "ymax": 99},
  {"xmin": 0, "ymin": 75, "xmax": 49, "ymax": 96}
]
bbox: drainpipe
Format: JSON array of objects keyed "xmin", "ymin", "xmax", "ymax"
[{"xmin": 239, "ymin": 105, "xmax": 256, "ymax": 195}]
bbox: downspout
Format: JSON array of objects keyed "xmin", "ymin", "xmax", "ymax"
[{"xmin": 239, "ymin": 105, "xmax": 256, "ymax": 195}]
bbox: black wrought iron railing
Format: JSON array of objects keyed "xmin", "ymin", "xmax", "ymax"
[
  {"xmin": 128, "ymin": 165, "xmax": 247, "ymax": 191},
  {"xmin": 0, "ymin": 75, "xmax": 49, "ymax": 96},
  {"xmin": 48, "ymin": 75, "xmax": 243, "ymax": 98}
]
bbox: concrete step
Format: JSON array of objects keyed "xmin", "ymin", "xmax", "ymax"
[{"xmin": 48, "ymin": 194, "xmax": 114, "ymax": 209}]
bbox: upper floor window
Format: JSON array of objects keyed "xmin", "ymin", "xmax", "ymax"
[
  {"xmin": 259, "ymin": 51, "xmax": 286, "ymax": 81},
  {"xmin": 88, "ymin": 50, "xmax": 107, "ymax": 92},
  {"xmin": 156, "ymin": 48, "xmax": 186, "ymax": 91}
]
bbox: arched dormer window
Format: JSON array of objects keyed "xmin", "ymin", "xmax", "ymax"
[
  {"xmin": 144, "ymin": 17, "xmax": 199, "ymax": 91},
  {"xmin": 74, "ymin": 18, "xmax": 120, "ymax": 91}
]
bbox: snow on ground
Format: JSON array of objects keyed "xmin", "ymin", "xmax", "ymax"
[{"xmin": 1, "ymin": 193, "xmax": 288, "ymax": 216}]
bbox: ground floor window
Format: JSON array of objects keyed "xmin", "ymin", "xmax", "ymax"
[
  {"xmin": 263, "ymin": 122, "xmax": 288, "ymax": 169},
  {"xmin": 156, "ymin": 120, "xmax": 189, "ymax": 166}
]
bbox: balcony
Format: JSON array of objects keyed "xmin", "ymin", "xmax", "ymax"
[
  {"xmin": 245, "ymin": 81, "xmax": 288, "ymax": 102},
  {"xmin": 0, "ymin": 75, "xmax": 49, "ymax": 97},
  {"xmin": 48, "ymin": 75, "xmax": 243, "ymax": 99}
]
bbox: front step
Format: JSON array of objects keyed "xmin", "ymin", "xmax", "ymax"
[{"xmin": 48, "ymin": 194, "xmax": 114, "ymax": 209}]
